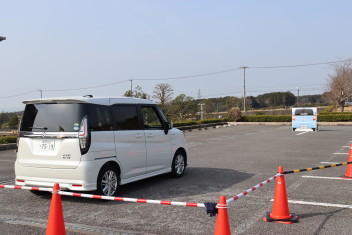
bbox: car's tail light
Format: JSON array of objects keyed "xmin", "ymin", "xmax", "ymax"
[
  {"xmin": 79, "ymin": 115, "xmax": 91, "ymax": 154},
  {"xmin": 313, "ymin": 115, "xmax": 317, "ymax": 121},
  {"xmin": 292, "ymin": 115, "xmax": 295, "ymax": 121}
]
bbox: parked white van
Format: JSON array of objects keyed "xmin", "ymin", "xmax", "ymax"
[{"xmin": 15, "ymin": 96, "xmax": 188, "ymax": 196}]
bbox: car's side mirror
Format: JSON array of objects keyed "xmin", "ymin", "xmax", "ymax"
[{"xmin": 164, "ymin": 121, "xmax": 172, "ymax": 134}]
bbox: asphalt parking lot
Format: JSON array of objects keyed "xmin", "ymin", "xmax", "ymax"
[{"xmin": 1, "ymin": 125, "xmax": 352, "ymax": 235}]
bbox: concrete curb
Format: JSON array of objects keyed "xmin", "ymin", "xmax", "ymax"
[
  {"xmin": 228, "ymin": 122, "xmax": 352, "ymax": 126},
  {"xmin": 0, "ymin": 143, "xmax": 17, "ymax": 151}
]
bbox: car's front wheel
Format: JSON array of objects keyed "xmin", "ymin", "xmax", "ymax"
[
  {"xmin": 171, "ymin": 151, "xmax": 186, "ymax": 178},
  {"xmin": 96, "ymin": 164, "xmax": 120, "ymax": 196}
]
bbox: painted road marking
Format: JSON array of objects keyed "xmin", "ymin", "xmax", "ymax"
[
  {"xmin": 270, "ymin": 199, "xmax": 352, "ymax": 209},
  {"xmin": 296, "ymin": 132, "xmax": 309, "ymax": 136},
  {"xmin": 0, "ymin": 160, "xmax": 15, "ymax": 162},
  {"xmin": 320, "ymin": 162, "xmax": 341, "ymax": 164},
  {"xmin": 302, "ymin": 175, "xmax": 352, "ymax": 180}
]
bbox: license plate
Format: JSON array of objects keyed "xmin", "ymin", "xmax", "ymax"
[
  {"xmin": 301, "ymin": 125, "xmax": 307, "ymax": 128},
  {"xmin": 39, "ymin": 140, "xmax": 56, "ymax": 151}
]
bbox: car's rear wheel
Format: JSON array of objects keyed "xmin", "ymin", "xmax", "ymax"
[
  {"xmin": 171, "ymin": 151, "xmax": 186, "ymax": 178},
  {"xmin": 96, "ymin": 164, "xmax": 120, "ymax": 196}
]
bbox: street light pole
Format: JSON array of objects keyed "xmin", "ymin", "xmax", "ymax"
[
  {"xmin": 198, "ymin": 103, "xmax": 205, "ymax": 120},
  {"xmin": 240, "ymin": 66, "xmax": 248, "ymax": 112},
  {"xmin": 129, "ymin": 79, "xmax": 133, "ymax": 97},
  {"xmin": 297, "ymin": 86, "xmax": 299, "ymax": 107}
]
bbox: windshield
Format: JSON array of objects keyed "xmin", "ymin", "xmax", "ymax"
[{"xmin": 21, "ymin": 103, "xmax": 87, "ymax": 132}]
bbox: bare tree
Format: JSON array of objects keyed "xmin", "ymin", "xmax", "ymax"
[
  {"xmin": 325, "ymin": 60, "xmax": 352, "ymax": 112},
  {"xmin": 152, "ymin": 83, "xmax": 174, "ymax": 108}
]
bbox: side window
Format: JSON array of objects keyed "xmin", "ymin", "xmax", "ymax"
[
  {"xmin": 111, "ymin": 105, "xmax": 140, "ymax": 130},
  {"xmin": 141, "ymin": 106, "xmax": 163, "ymax": 129},
  {"xmin": 89, "ymin": 105, "xmax": 113, "ymax": 131}
]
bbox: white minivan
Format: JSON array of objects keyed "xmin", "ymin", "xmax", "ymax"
[{"xmin": 15, "ymin": 96, "xmax": 188, "ymax": 196}]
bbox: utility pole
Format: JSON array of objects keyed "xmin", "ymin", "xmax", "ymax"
[
  {"xmin": 129, "ymin": 80, "xmax": 133, "ymax": 97},
  {"xmin": 240, "ymin": 66, "xmax": 248, "ymax": 112},
  {"xmin": 297, "ymin": 86, "xmax": 299, "ymax": 107},
  {"xmin": 198, "ymin": 103, "xmax": 205, "ymax": 120}
]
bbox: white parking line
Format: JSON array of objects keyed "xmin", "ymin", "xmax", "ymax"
[
  {"xmin": 296, "ymin": 132, "xmax": 309, "ymax": 136},
  {"xmin": 302, "ymin": 175, "xmax": 352, "ymax": 180},
  {"xmin": 320, "ymin": 162, "xmax": 341, "ymax": 164},
  {"xmin": 270, "ymin": 199, "xmax": 352, "ymax": 209}
]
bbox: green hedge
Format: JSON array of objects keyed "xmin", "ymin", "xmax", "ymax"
[
  {"xmin": 238, "ymin": 114, "xmax": 352, "ymax": 122},
  {"xmin": 173, "ymin": 118, "xmax": 228, "ymax": 127},
  {"xmin": 239, "ymin": 115, "xmax": 291, "ymax": 122},
  {"xmin": 318, "ymin": 114, "xmax": 352, "ymax": 122},
  {"xmin": 0, "ymin": 135, "xmax": 17, "ymax": 144},
  {"xmin": 320, "ymin": 112, "xmax": 352, "ymax": 115}
]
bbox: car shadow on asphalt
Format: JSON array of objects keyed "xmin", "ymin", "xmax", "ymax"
[
  {"xmin": 40, "ymin": 167, "xmax": 253, "ymax": 204},
  {"xmin": 119, "ymin": 167, "xmax": 254, "ymax": 199}
]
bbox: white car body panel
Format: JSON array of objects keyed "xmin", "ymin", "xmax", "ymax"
[{"xmin": 15, "ymin": 96, "xmax": 188, "ymax": 193}]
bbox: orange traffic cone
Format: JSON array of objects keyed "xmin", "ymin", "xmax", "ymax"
[
  {"xmin": 342, "ymin": 144, "xmax": 352, "ymax": 179},
  {"xmin": 214, "ymin": 195, "xmax": 231, "ymax": 235},
  {"xmin": 263, "ymin": 166, "xmax": 299, "ymax": 224},
  {"xmin": 46, "ymin": 183, "xmax": 66, "ymax": 235}
]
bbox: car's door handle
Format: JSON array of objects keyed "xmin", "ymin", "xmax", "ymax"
[{"xmin": 135, "ymin": 133, "xmax": 144, "ymax": 138}]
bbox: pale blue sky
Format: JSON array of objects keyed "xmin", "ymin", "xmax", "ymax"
[{"xmin": 1, "ymin": 0, "xmax": 351, "ymax": 111}]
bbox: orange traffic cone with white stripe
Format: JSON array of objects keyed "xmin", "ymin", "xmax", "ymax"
[
  {"xmin": 263, "ymin": 166, "xmax": 299, "ymax": 224},
  {"xmin": 342, "ymin": 144, "xmax": 352, "ymax": 179},
  {"xmin": 214, "ymin": 195, "xmax": 231, "ymax": 235},
  {"xmin": 46, "ymin": 183, "xmax": 66, "ymax": 235}
]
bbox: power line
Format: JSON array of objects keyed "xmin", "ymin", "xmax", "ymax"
[
  {"xmin": 1, "ymin": 58, "xmax": 349, "ymax": 99},
  {"xmin": 248, "ymin": 59, "xmax": 352, "ymax": 69},
  {"xmin": 134, "ymin": 68, "xmax": 241, "ymax": 81},
  {"xmin": 0, "ymin": 90, "xmax": 38, "ymax": 99},
  {"xmin": 44, "ymin": 79, "xmax": 130, "ymax": 92}
]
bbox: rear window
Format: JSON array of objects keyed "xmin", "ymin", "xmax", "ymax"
[
  {"xmin": 294, "ymin": 109, "xmax": 314, "ymax": 116},
  {"xmin": 21, "ymin": 103, "xmax": 87, "ymax": 132}
]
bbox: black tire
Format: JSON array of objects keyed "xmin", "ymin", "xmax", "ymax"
[
  {"xmin": 312, "ymin": 128, "xmax": 315, "ymax": 131},
  {"xmin": 96, "ymin": 164, "xmax": 120, "ymax": 196},
  {"xmin": 171, "ymin": 151, "xmax": 186, "ymax": 178},
  {"xmin": 292, "ymin": 128, "xmax": 296, "ymax": 131},
  {"xmin": 30, "ymin": 190, "xmax": 50, "ymax": 196}
]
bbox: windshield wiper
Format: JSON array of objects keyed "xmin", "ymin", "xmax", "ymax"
[{"xmin": 30, "ymin": 126, "xmax": 48, "ymax": 130}]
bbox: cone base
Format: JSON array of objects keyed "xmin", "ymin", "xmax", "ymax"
[
  {"xmin": 341, "ymin": 175, "xmax": 352, "ymax": 179},
  {"xmin": 262, "ymin": 212, "xmax": 299, "ymax": 224}
]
